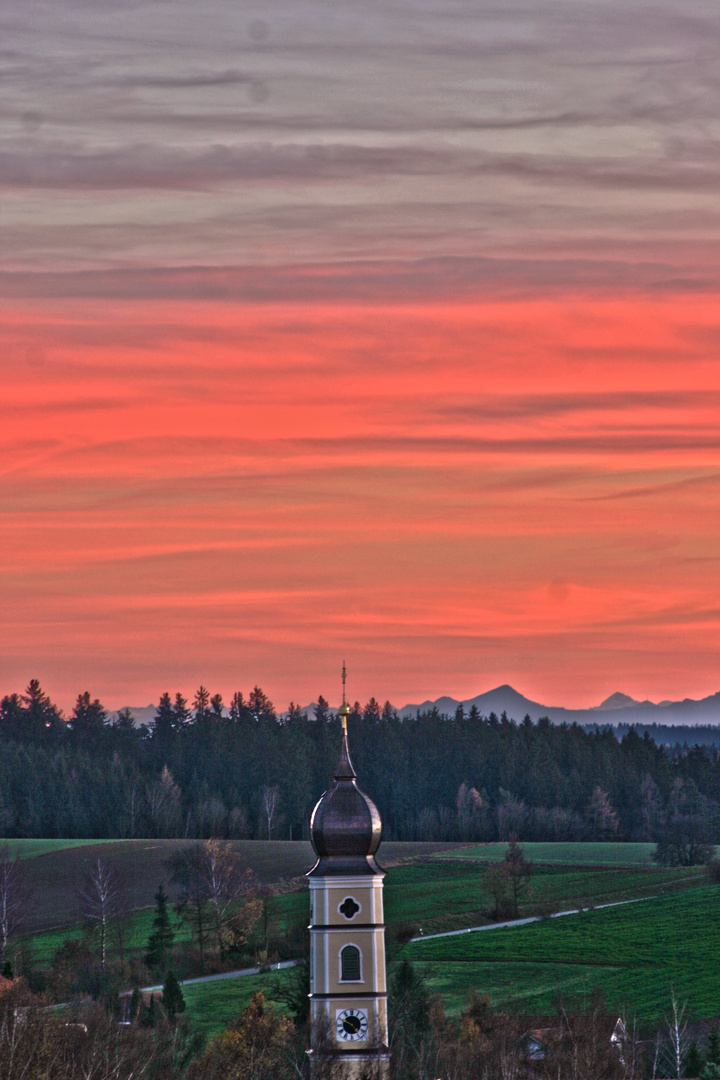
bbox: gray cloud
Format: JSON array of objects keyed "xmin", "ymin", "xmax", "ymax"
[
  {"xmin": 581, "ymin": 472, "xmax": 720, "ymax": 502},
  {"xmin": 435, "ymin": 391, "xmax": 720, "ymax": 422},
  {"xmin": 2, "ymin": 251, "xmax": 720, "ymax": 303},
  {"xmin": 2, "ymin": 0, "xmax": 719, "ymax": 276},
  {"xmin": 3, "ymin": 139, "xmax": 720, "ymax": 198},
  {"xmin": 8, "ymin": 432, "xmax": 720, "ymax": 467},
  {"xmin": 0, "ymin": 142, "xmax": 448, "ymax": 190}
]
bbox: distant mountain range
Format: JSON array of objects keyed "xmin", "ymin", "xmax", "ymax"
[
  {"xmin": 397, "ymin": 684, "xmax": 720, "ymax": 727},
  {"xmin": 113, "ymin": 684, "xmax": 720, "ymax": 729}
]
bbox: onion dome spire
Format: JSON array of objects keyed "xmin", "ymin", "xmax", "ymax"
[
  {"xmin": 335, "ymin": 660, "xmax": 356, "ymax": 779},
  {"xmin": 308, "ymin": 664, "xmax": 383, "ymax": 877}
]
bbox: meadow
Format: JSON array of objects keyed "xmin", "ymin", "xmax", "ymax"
[
  {"xmin": 180, "ymin": 970, "xmax": 294, "ymax": 1038},
  {"xmin": 432, "ymin": 842, "xmax": 660, "ymax": 866},
  {"xmin": 16, "ymin": 840, "xmax": 700, "ymax": 959},
  {"xmin": 406, "ymin": 884, "xmax": 720, "ymax": 1021},
  {"xmin": 14, "ymin": 839, "xmax": 460, "ymax": 932},
  {"xmin": 7, "ymin": 840, "xmax": 717, "ymax": 1037},
  {"xmin": 383, "ymin": 858, "xmax": 703, "ymax": 936},
  {"xmin": 175, "ymin": 862, "xmax": 716, "ymax": 1036}
]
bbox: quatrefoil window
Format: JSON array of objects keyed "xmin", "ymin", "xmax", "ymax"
[{"xmin": 339, "ymin": 896, "xmax": 360, "ymax": 919}]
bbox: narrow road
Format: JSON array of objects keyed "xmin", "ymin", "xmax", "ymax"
[
  {"xmin": 410, "ymin": 895, "xmax": 649, "ymax": 943},
  {"xmin": 136, "ymin": 959, "xmax": 299, "ymax": 995},
  {"xmin": 136, "ymin": 892, "xmax": 662, "ymax": 993}
]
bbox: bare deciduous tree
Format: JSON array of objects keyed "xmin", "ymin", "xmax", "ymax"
[
  {"xmin": 456, "ymin": 782, "xmax": 486, "ymax": 841},
  {"xmin": 504, "ymin": 836, "xmax": 534, "ymax": 917},
  {"xmin": 0, "ymin": 843, "xmax": 32, "ymax": 964},
  {"xmin": 80, "ymin": 858, "xmax": 121, "ymax": 970},
  {"xmin": 586, "ymin": 786, "xmax": 619, "ymax": 840},
  {"xmin": 484, "ymin": 861, "xmax": 510, "ymax": 920},
  {"xmin": 260, "ymin": 785, "xmax": 281, "ymax": 840},
  {"xmin": 202, "ymin": 839, "xmax": 256, "ymax": 957},
  {"xmin": 497, "ymin": 788, "xmax": 527, "ymax": 840},
  {"xmin": 146, "ymin": 765, "xmax": 182, "ymax": 837},
  {"xmin": 661, "ymin": 987, "xmax": 689, "ymax": 1080}
]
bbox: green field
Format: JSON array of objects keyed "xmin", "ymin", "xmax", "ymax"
[
  {"xmin": 9, "ymin": 840, "xmax": 719, "ymax": 1032},
  {"xmin": 20, "ymin": 883, "xmax": 309, "ymax": 971},
  {"xmin": 416, "ymin": 960, "xmax": 616, "ymax": 1016},
  {"xmin": 9, "ymin": 839, "xmax": 459, "ymax": 932},
  {"xmin": 406, "ymin": 885, "xmax": 720, "ymax": 1021},
  {"xmin": 383, "ymin": 859, "xmax": 704, "ymax": 936},
  {"xmin": 182, "ymin": 969, "xmax": 296, "ymax": 1038},
  {"xmin": 21, "ymin": 905, "xmax": 198, "ymax": 968},
  {"xmin": 20, "ymin": 853, "xmax": 699, "ymax": 968},
  {"xmin": 432, "ymin": 842, "xmax": 660, "ymax": 866},
  {"xmin": 4, "ymin": 839, "xmax": 112, "ymax": 860}
]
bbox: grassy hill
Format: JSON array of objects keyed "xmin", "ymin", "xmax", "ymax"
[
  {"xmin": 406, "ymin": 884, "xmax": 720, "ymax": 1021},
  {"xmin": 431, "ymin": 841, "xmax": 660, "ymax": 866},
  {"xmin": 384, "ymin": 858, "xmax": 703, "ymax": 935},
  {"xmin": 13, "ymin": 839, "xmax": 462, "ymax": 932},
  {"xmin": 6, "ymin": 839, "xmax": 717, "ymax": 1037}
]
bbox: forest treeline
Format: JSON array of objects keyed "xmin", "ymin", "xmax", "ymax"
[{"xmin": 0, "ymin": 680, "xmax": 719, "ymax": 854}]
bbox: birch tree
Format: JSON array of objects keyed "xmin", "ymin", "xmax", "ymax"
[
  {"xmin": 80, "ymin": 857, "xmax": 121, "ymax": 970},
  {"xmin": 660, "ymin": 987, "xmax": 690, "ymax": 1079},
  {"xmin": 260, "ymin": 785, "xmax": 281, "ymax": 840},
  {"xmin": 0, "ymin": 843, "xmax": 32, "ymax": 964}
]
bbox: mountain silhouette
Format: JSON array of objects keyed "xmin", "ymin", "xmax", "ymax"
[
  {"xmin": 398, "ymin": 685, "xmax": 720, "ymax": 726},
  {"xmin": 112, "ymin": 685, "xmax": 720, "ymax": 728}
]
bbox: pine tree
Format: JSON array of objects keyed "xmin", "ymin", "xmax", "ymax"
[
  {"xmin": 129, "ymin": 986, "xmax": 142, "ymax": 1023},
  {"xmin": 70, "ymin": 692, "xmax": 107, "ymax": 748},
  {"xmin": 152, "ymin": 693, "xmax": 176, "ymax": 743},
  {"xmin": 707, "ymin": 1027, "xmax": 720, "ymax": 1066},
  {"xmin": 162, "ymin": 969, "xmax": 186, "ymax": 1022},
  {"xmin": 172, "ymin": 693, "xmax": 191, "ymax": 730},
  {"xmin": 685, "ymin": 1040, "xmax": 703, "ymax": 1078},
  {"xmin": 144, "ymin": 884, "xmax": 175, "ymax": 970},
  {"xmin": 702, "ymin": 1028, "xmax": 720, "ymax": 1080},
  {"xmin": 140, "ymin": 993, "xmax": 157, "ymax": 1028},
  {"xmin": 193, "ymin": 686, "xmax": 211, "ymax": 725}
]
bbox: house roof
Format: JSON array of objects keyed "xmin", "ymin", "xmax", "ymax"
[{"xmin": 523, "ymin": 1015, "xmax": 625, "ymax": 1046}]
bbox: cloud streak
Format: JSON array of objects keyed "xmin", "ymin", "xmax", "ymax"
[
  {"xmin": 3, "ymin": 0, "xmax": 720, "ymax": 274},
  {"xmin": 2, "ymin": 0, "xmax": 720, "ymax": 708}
]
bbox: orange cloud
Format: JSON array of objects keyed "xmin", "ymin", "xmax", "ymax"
[{"xmin": 2, "ymin": 288, "xmax": 720, "ymax": 711}]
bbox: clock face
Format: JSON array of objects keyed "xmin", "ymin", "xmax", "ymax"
[{"xmin": 336, "ymin": 1007, "xmax": 368, "ymax": 1042}]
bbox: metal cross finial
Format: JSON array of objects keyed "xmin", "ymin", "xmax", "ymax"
[{"xmin": 340, "ymin": 662, "xmax": 349, "ymax": 733}]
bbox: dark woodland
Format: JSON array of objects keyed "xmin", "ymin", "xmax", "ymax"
[{"xmin": 1, "ymin": 680, "xmax": 718, "ymax": 854}]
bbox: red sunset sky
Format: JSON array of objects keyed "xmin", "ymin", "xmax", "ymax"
[{"xmin": 2, "ymin": 0, "xmax": 720, "ymax": 712}]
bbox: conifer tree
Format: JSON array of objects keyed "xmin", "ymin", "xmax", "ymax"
[
  {"xmin": 140, "ymin": 992, "xmax": 157, "ymax": 1028},
  {"xmin": 71, "ymin": 692, "xmax": 107, "ymax": 748},
  {"xmin": 129, "ymin": 985, "xmax": 142, "ymax": 1023},
  {"xmin": 172, "ymin": 693, "xmax": 191, "ymax": 730},
  {"xmin": 144, "ymin": 884, "xmax": 175, "ymax": 970},
  {"xmin": 685, "ymin": 1040, "xmax": 704, "ymax": 1078},
  {"xmin": 702, "ymin": 1028, "xmax": 720, "ymax": 1080},
  {"xmin": 162, "ymin": 969, "xmax": 186, "ymax": 1022},
  {"xmin": 152, "ymin": 693, "xmax": 175, "ymax": 743}
]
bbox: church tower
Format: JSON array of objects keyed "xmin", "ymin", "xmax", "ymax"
[{"xmin": 307, "ymin": 667, "xmax": 390, "ymax": 1079}]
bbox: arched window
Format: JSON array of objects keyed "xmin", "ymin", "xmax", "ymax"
[{"xmin": 340, "ymin": 944, "xmax": 361, "ymax": 982}]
